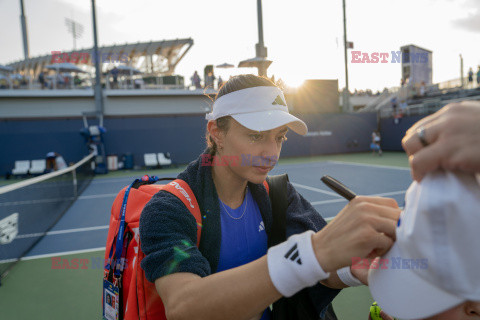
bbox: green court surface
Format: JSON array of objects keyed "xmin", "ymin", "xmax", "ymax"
[{"xmin": 0, "ymin": 152, "xmax": 409, "ymax": 319}]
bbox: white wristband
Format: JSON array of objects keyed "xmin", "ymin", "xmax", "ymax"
[
  {"xmin": 267, "ymin": 230, "xmax": 330, "ymax": 297},
  {"xmin": 337, "ymin": 266, "xmax": 363, "ymax": 287}
]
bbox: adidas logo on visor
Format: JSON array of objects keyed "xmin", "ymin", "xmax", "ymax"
[
  {"xmin": 284, "ymin": 243, "xmax": 302, "ymax": 265},
  {"xmin": 272, "ymin": 95, "xmax": 286, "ymax": 106}
]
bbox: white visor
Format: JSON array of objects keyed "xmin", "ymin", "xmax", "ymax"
[{"xmin": 205, "ymin": 86, "xmax": 308, "ymax": 135}]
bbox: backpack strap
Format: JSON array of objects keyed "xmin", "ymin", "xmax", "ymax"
[
  {"xmin": 160, "ymin": 179, "xmax": 202, "ymax": 247},
  {"xmin": 265, "ymin": 174, "xmax": 289, "ymax": 248},
  {"xmin": 263, "ymin": 180, "xmax": 269, "ymax": 194}
]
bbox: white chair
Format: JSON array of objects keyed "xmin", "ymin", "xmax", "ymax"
[
  {"xmin": 157, "ymin": 153, "xmax": 172, "ymax": 167},
  {"xmin": 144, "ymin": 153, "xmax": 158, "ymax": 167},
  {"xmin": 29, "ymin": 159, "xmax": 46, "ymax": 175},
  {"xmin": 12, "ymin": 160, "xmax": 30, "ymax": 175}
]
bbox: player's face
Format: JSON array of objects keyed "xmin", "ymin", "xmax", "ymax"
[
  {"xmin": 219, "ymin": 119, "xmax": 287, "ymax": 184},
  {"xmin": 422, "ymin": 301, "xmax": 480, "ymax": 320}
]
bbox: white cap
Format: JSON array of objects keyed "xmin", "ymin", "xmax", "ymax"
[
  {"xmin": 368, "ymin": 171, "xmax": 480, "ymax": 319},
  {"xmin": 205, "ymin": 86, "xmax": 308, "ymax": 135}
]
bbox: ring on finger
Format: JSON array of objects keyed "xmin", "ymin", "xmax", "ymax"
[{"xmin": 417, "ymin": 126, "xmax": 429, "ymax": 147}]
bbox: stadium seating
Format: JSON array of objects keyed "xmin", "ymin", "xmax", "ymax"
[
  {"xmin": 143, "ymin": 153, "xmax": 158, "ymax": 168},
  {"xmin": 157, "ymin": 152, "xmax": 172, "ymax": 167},
  {"xmin": 29, "ymin": 159, "xmax": 46, "ymax": 175},
  {"xmin": 12, "ymin": 160, "xmax": 30, "ymax": 176}
]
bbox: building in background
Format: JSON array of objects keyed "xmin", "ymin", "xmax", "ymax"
[{"xmin": 400, "ymin": 44, "xmax": 432, "ymax": 86}]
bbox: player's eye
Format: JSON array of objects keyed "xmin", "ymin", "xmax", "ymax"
[{"xmin": 250, "ymin": 133, "xmax": 263, "ymax": 141}]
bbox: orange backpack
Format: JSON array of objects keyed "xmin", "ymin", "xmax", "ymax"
[{"xmin": 104, "ymin": 175, "xmax": 269, "ymax": 320}]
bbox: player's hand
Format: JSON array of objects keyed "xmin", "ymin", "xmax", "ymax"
[
  {"xmin": 402, "ymin": 101, "xmax": 480, "ymax": 181},
  {"xmin": 311, "ymin": 196, "xmax": 400, "ymax": 272}
]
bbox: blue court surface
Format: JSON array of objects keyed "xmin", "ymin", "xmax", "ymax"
[{"xmin": 18, "ymin": 160, "xmax": 412, "ymax": 260}]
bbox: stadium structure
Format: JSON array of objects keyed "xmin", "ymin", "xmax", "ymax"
[{"xmin": 5, "ymin": 38, "xmax": 194, "ymax": 79}]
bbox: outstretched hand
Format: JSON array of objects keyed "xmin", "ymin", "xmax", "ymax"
[{"xmin": 402, "ymin": 101, "xmax": 480, "ymax": 181}]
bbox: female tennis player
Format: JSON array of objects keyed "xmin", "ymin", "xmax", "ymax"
[{"xmin": 139, "ymin": 74, "xmax": 400, "ymax": 320}]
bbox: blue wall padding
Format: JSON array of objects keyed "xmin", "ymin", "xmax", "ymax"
[
  {"xmin": 0, "ymin": 112, "xmax": 379, "ymax": 174},
  {"xmin": 379, "ymin": 115, "xmax": 425, "ymax": 151}
]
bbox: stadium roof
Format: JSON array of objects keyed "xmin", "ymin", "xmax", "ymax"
[{"xmin": 7, "ymin": 38, "xmax": 194, "ymax": 77}]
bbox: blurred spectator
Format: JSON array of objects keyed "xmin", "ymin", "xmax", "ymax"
[
  {"xmin": 400, "ymin": 100, "xmax": 408, "ymax": 115},
  {"xmin": 38, "ymin": 71, "xmax": 46, "ymax": 90},
  {"xmin": 217, "ymin": 76, "xmax": 224, "ymax": 89},
  {"xmin": 110, "ymin": 67, "xmax": 119, "ymax": 89},
  {"xmin": 391, "ymin": 96, "xmax": 398, "ymax": 115},
  {"xmin": 370, "ymin": 131, "xmax": 382, "ymax": 156},
  {"xmin": 191, "ymin": 71, "xmax": 201, "ymax": 89},
  {"xmin": 477, "ymin": 66, "xmax": 480, "ymax": 87},
  {"xmin": 134, "ymin": 77, "xmax": 144, "ymax": 89},
  {"xmin": 468, "ymin": 67, "xmax": 474, "ymax": 88},
  {"xmin": 419, "ymin": 81, "xmax": 425, "ymax": 97},
  {"xmin": 64, "ymin": 74, "xmax": 70, "ymax": 88},
  {"xmin": 56, "ymin": 73, "xmax": 65, "ymax": 89},
  {"xmin": 205, "ymin": 71, "xmax": 215, "ymax": 89},
  {"xmin": 46, "ymin": 152, "xmax": 67, "ymax": 172},
  {"xmin": 74, "ymin": 75, "xmax": 82, "ymax": 87}
]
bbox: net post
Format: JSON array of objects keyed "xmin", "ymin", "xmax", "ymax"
[{"xmin": 73, "ymin": 168, "xmax": 78, "ymax": 198}]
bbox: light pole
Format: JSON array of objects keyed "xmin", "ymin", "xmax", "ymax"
[
  {"xmin": 65, "ymin": 17, "xmax": 84, "ymax": 50},
  {"xmin": 342, "ymin": 0, "xmax": 350, "ymax": 112},
  {"xmin": 256, "ymin": 0, "xmax": 267, "ymax": 77},
  {"xmin": 91, "ymin": 0, "xmax": 103, "ymax": 115},
  {"xmin": 19, "ymin": 0, "xmax": 29, "ymax": 61},
  {"xmin": 460, "ymin": 54, "xmax": 464, "ymax": 88}
]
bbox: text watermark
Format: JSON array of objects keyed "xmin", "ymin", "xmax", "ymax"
[{"xmin": 351, "ymin": 51, "xmax": 429, "ymax": 64}]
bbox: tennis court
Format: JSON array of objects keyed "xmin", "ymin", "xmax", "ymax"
[{"xmin": 0, "ymin": 152, "xmax": 410, "ymax": 320}]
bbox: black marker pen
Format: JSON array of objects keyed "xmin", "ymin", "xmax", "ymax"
[{"xmin": 320, "ymin": 175, "xmax": 357, "ymax": 201}]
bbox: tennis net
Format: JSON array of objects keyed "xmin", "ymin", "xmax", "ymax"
[{"xmin": 0, "ymin": 153, "xmax": 95, "ymax": 282}]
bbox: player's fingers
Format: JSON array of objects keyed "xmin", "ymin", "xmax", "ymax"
[
  {"xmin": 370, "ymin": 233, "xmax": 394, "ymax": 257},
  {"xmin": 405, "ymin": 102, "xmax": 460, "ymax": 136},
  {"xmin": 409, "ymin": 141, "xmax": 452, "ymax": 181},
  {"xmin": 405, "ymin": 111, "xmax": 441, "ymax": 136},
  {"xmin": 449, "ymin": 146, "xmax": 480, "ymax": 173},
  {"xmin": 353, "ymin": 196, "xmax": 400, "ymax": 209},
  {"xmin": 402, "ymin": 119, "xmax": 444, "ymax": 156},
  {"xmin": 370, "ymin": 217, "xmax": 398, "ymax": 241}
]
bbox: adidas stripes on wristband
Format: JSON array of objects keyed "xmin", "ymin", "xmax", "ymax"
[
  {"xmin": 337, "ymin": 266, "xmax": 363, "ymax": 287},
  {"xmin": 267, "ymin": 230, "xmax": 330, "ymax": 297}
]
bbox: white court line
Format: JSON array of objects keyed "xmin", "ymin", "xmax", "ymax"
[
  {"xmin": 0, "ymin": 193, "xmax": 117, "ymax": 206},
  {"xmin": 328, "ymin": 161, "xmax": 410, "ymax": 171},
  {"xmin": 0, "ymin": 247, "xmax": 105, "ymax": 264},
  {"xmin": 90, "ymin": 177, "xmax": 138, "ymax": 184},
  {"xmin": 78, "ymin": 193, "xmax": 117, "ymax": 200},
  {"xmin": 290, "ymin": 182, "xmax": 340, "ymax": 197},
  {"xmin": 16, "ymin": 225, "xmax": 109, "ymax": 239}
]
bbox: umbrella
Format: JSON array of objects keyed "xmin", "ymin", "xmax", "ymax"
[
  {"xmin": 238, "ymin": 57, "xmax": 272, "ymax": 69},
  {"xmin": 0, "ymin": 65, "xmax": 14, "ymax": 73},
  {"xmin": 45, "ymin": 63, "xmax": 87, "ymax": 73},
  {"xmin": 216, "ymin": 63, "xmax": 234, "ymax": 69}
]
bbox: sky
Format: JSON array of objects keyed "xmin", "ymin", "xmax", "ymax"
[{"xmin": 0, "ymin": 0, "xmax": 479, "ymax": 91}]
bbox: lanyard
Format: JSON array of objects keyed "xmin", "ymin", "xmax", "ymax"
[{"xmin": 105, "ymin": 175, "xmax": 160, "ymax": 275}]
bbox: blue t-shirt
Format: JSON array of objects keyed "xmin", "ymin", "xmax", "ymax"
[{"xmin": 217, "ymin": 187, "xmax": 271, "ymax": 320}]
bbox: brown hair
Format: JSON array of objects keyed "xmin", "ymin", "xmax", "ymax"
[{"xmin": 206, "ymin": 74, "xmax": 277, "ymax": 155}]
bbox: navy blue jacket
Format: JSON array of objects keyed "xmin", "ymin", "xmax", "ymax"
[{"xmin": 140, "ymin": 149, "xmax": 340, "ymax": 314}]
